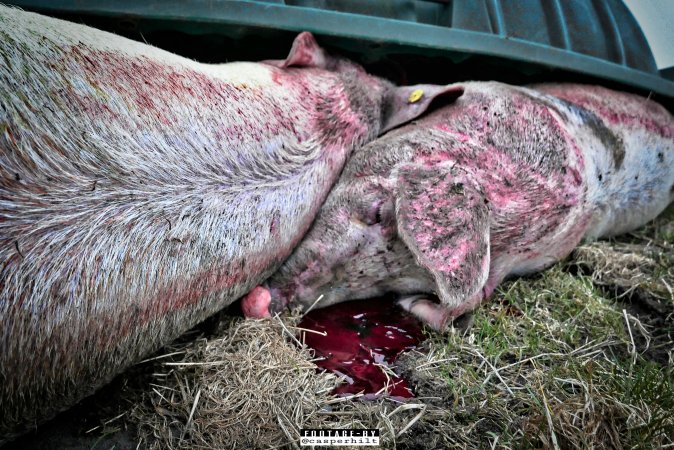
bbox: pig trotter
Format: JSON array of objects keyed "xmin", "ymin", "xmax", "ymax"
[
  {"xmin": 398, "ymin": 295, "xmax": 478, "ymax": 331},
  {"xmin": 397, "ymin": 295, "xmax": 451, "ymax": 330}
]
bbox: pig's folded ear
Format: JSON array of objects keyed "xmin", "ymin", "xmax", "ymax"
[
  {"xmin": 281, "ymin": 32, "xmax": 328, "ymax": 69},
  {"xmin": 394, "ymin": 162, "xmax": 490, "ymax": 311},
  {"xmin": 381, "ymin": 84, "xmax": 464, "ymax": 134}
]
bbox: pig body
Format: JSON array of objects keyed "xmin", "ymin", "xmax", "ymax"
[
  {"xmin": 0, "ymin": 6, "xmax": 456, "ymax": 440},
  {"xmin": 254, "ymin": 82, "xmax": 674, "ymax": 330}
]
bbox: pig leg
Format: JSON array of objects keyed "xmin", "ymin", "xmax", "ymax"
[
  {"xmin": 394, "ymin": 163, "xmax": 491, "ymax": 330},
  {"xmin": 398, "ymin": 295, "xmax": 478, "ymax": 331}
]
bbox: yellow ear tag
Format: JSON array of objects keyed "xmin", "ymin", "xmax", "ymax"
[{"xmin": 408, "ymin": 89, "xmax": 424, "ymax": 103}]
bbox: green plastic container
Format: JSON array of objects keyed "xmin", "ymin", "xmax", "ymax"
[{"xmin": 7, "ymin": 0, "xmax": 674, "ymax": 99}]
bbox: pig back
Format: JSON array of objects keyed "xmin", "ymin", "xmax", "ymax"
[{"xmin": 532, "ymin": 83, "xmax": 674, "ymax": 238}]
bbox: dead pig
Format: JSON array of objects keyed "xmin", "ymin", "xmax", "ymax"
[
  {"xmin": 0, "ymin": 6, "xmax": 458, "ymax": 440},
  {"xmin": 245, "ymin": 82, "xmax": 674, "ymax": 330}
]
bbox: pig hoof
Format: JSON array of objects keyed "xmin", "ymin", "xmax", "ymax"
[
  {"xmin": 242, "ymin": 286, "xmax": 272, "ymax": 318},
  {"xmin": 397, "ymin": 295, "xmax": 451, "ymax": 331}
]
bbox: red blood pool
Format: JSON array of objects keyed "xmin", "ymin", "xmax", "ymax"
[{"xmin": 298, "ymin": 297, "xmax": 425, "ymax": 398}]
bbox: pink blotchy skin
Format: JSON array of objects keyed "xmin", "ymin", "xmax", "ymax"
[
  {"xmin": 242, "ymin": 286, "xmax": 272, "ymax": 318},
  {"xmin": 0, "ymin": 7, "xmax": 456, "ymax": 441},
  {"xmin": 246, "ymin": 82, "xmax": 674, "ymax": 331}
]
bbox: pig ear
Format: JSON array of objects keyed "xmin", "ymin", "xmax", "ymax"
[
  {"xmin": 394, "ymin": 162, "xmax": 490, "ymax": 313},
  {"xmin": 381, "ymin": 84, "xmax": 464, "ymax": 134},
  {"xmin": 281, "ymin": 32, "xmax": 328, "ymax": 69}
]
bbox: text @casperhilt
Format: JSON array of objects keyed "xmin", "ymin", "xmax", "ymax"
[{"xmin": 300, "ymin": 429, "xmax": 380, "ymax": 446}]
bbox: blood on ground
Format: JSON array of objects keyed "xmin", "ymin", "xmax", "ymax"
[{"xmin": 298, "ymin": 297, "xmax": 425, "ymax": 398}]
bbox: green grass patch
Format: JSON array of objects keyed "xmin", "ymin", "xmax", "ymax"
[{"xmin": 401, "ymin": 211, "xmax": 674, "ymax": 449}]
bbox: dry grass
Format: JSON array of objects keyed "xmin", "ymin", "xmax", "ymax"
[
  {"xmin": 124, "ymin": 206, "xmax": 674, "ymax": 449},
  {"xmin": 129, "ymin": 315, "xmax": 440, "ymax": 449},
  {"xmin": 130, "ymin": 316, "xmax": 339, "ymax": 449},
  {"xmin": 573, "ymin": 209, "xmax": 674, "ymax": 309}
]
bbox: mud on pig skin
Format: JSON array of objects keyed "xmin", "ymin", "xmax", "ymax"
[
  {"xmin": 0, "ymin": 6, "xmax": 459, "ymax": 440},
  {"xmin": 246, "ymin": 81, "xmax": 674, "ymax": 330}
]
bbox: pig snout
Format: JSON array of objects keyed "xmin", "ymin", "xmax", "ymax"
[
  {"xmin": 241, "ymin": 286, "xmax": 272, "ymax": 318},
  {"xmin": 242, "ymin": 285, "xmax": 293, "ymax": 318}
]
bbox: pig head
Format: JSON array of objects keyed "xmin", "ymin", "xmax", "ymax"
[
  {"xmin": 0, "ymin": 6, "xmax": 458, "ymax": 441},
  {"xmin": 249, "ymin": 81, "xmax": 674, "ymax": 330}
]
